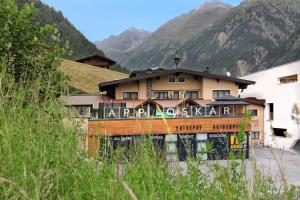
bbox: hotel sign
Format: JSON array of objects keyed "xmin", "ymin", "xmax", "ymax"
[{"xmin": 101, "ymin": 105, "xmax": 237, "ymax": 119}]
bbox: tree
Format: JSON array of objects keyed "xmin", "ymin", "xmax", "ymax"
[{"xmin": 0, "ymin": 0, "xmax": 65, "ymax": 96}]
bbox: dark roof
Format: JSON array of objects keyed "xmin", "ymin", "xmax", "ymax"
[
  {"xmin": 209, "ymin": 95, "xmax": 249, "ymax": 106},
  {"xmin": 99, "ymin": 68, "xmax": 255, "ymax": 90},
  {"xmin": 209, "ymin": 101, "xmax": 249, "ymax": 106},
  {"xmin": 76, "ymin": 54, "xmax": 117, "ymax": 65},
  {"xmin": 242, "ymin": 97, "xmax": 265, "ymax": 107},
  {"xmin": 215, "ymin": 95, "xmax": 240, "ymax": 101}
]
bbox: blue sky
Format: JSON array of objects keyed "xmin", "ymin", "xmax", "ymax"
[{"xmin": 42, "ymin": 0, "xmax": 241, "ymax": 42}]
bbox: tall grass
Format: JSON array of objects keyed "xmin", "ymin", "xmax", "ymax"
[{"xmin": 0, "ymin": 77, "xmax": 299, "ymax": 199}]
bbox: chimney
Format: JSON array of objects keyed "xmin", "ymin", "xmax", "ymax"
[
  {"xmin": 174, "ymin": 53, "xmax": 181, "ymax": 69},
  {"xmin": 204, "ymin": 67, "xmax": 210, "ymax": 73}
]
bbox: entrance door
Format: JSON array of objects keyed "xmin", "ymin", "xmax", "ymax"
[
  {"xmin": 177, "ymin": 134, "xmax": 197, "ymax": 161},
  {"xmin": 207, "ymin": 133, "xmax": 229, "ymax": 160}
]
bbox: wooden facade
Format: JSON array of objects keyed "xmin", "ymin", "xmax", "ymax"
[{"xmin": 87, "ymin": 117, "xmax": 251, "ymax": 157}]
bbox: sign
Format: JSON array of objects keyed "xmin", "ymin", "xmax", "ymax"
[{"xmin": 101, "ymin": 105, "xmax": 236, "ymax": 119}]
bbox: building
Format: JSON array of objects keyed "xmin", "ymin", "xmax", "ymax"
[
  {"xmin": 63, "ymin": 94, "xmax": 103, "ymax": 118},
  {"xmin": 242, "ymin": 97, "xmax": 265, "ymax": 145},
  {"xmin": 76, "ymin": 54, "xmax": 117, "ymax": 69},
  {"xmin": 84, "ymin": 67, "xmax": 256, "ymax": 161},
  {"xmin": 240, "ymin": 61, "xmax": 300, "ymax": 150}
]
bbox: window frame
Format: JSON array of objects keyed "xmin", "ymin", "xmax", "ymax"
[
  {"xmin": 279, "ymin": 74, "xmax": 298, "ymax": 84},
  {"xmin": 172, "ymin": 91, "xmax": 180, "ymax": 99},
  {"xmin": 213, "ymin": 90, "xmax": 231, "ymax": 99},
  {"xmin": 168, "ymin": 76, "xmax": 176, "ymax": 83},
  {"xmin": 178, "ymin": 76, "xmax": 186, "ymax": 83},
  {"xmin": 251, "ymin": 131, "xmax": 260, "ymax": 140},
  {"xmin": 153, "ymin": 91, "xmax": 169, "ymax": 99},
  {"xmin": 249, "ymin": 109, "xmax": 258, "ymax": 117},
  {"xmin": 185, "ymin": 91, "xmax": 199, "ymax": 99},
  {"xmin": 123, "ymin": 92, "xmax": 138, "ymax": 100}
]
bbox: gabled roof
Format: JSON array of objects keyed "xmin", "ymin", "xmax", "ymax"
[
  {"xmin": 99, "ymin": 68, "xmax": 255, "ymax": 90},
  {"xmin": 76, "ymin": 54, "xmax": 117, "ymax": 65}
]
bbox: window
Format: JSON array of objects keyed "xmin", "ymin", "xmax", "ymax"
[
  {"xmin": 185, "ymin": 91, "xmax": 199, "ymax": 99},
  {"xmin": 173, "ymin": 91, "xmax": 179, "ymax": 99},
  {"xmin": 75, "ymin": 106, "xmax": 91, "ymax": 117},
  {"xmin": 273, "ymin": 128, "xmax": 287, "ymax": 137},
  {"xmin": 178, "ymin": 76, "xmax": 185, "ymax": 83},
  {"xmin": 279, "ymin": 74, "xmax": 298, "ymax": 84},
  {"xmin": 168, "ymin": 76, "xmax": 176, "ymax": 83},
  {"xmin": 153, "ymin": 91, "xmax": 168, "ymax": 99},
  {"xmin": 123, "ymin": 92, "xmax": 138, "ymax": 100},
  {"xmin": 268, "ymin": 103, "xmax": 274, "ymax": 120},
  {"xmin": 249, "ymin": 109, "xmax": 258, "ymax": 117},
  {"xmin": 213, "ymin": 90, "xmax": 230, "ymax": 99},
  {"xmin": 251, "ymin": 131, "xmax": 260, "ymax": 140}
]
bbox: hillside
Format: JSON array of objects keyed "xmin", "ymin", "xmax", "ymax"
[
  {"xmin": 17, "ymin": 0, "xmax": 104, "ymax": 60},
  {"xmin": 118, "ymin": 1, "xmax": 233, "ymax": 70},
  {"xmin": 111, "ymin": 0, "xmax": 300, "ymax": 76},
  {"xmin": 59, "ymin": 60, "xmax": 128, "ymax": 93},
  {"xmin": 95, "ymin": 27, "xmax": 151, "ymax": 62},
  {"xmin": 179, "ymin": 0, "xmax": 300, "ymax": 76}
]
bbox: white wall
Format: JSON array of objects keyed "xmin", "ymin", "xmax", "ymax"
[{"xmin": 240, "ymin": 61, "xmax": 300, "ymax": 149}]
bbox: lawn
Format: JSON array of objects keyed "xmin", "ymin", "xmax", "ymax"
[{"xmin": 59, "ymin": 60, "xmax": 128, "ymax": 93}]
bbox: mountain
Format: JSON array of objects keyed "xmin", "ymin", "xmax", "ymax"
[
  {"xmin": 119, "ymin": 0, "xmax": 233, "ymax": 70},
  {"xmin": 118, "ymin": 0, "xmax": 300, "ymax": 76},
  {"xmin": 95, "ymin": 27, "xmax": 151, "ymax": 62},
  {"xmin": 179, "ymin": 0, "xmax": 300, "ymax": 76},
  {"xmin": 17, "ymin": 0, "xmax": 104, "ymax": 60}
]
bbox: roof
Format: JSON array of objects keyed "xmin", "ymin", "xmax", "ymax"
[
  {"xmin": 242, "ymin": 97, "xmax": 265, "ymax": 107},
  {"xmin": 76, "ymin": 54, "xmax": 117, "ymax": 65},
  {"xmin": 62, "ymin": 95, "xmax": 103, "ymax": 109},
  {"xmin": 215, "ymin": 95, "xmax": 240, "ymax": 101},
  {"xmin": 209, "ymin": 95, "xmax": 249, "ymax": 106},
  {"xmin": 208, "ymin": 101, "xmax": 249, "ymax": 106},
  {"xmin": 99, "ymin": 68, "xmax": 255, "ymax": 90}
]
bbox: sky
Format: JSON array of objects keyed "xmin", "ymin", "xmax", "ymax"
[{"xmin": 41, "ymin": 0, "xmax": 242, "ymax": 42}]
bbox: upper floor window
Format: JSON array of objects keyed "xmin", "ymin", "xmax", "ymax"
[
  {"xmin": 213, "ymin": 90, "xmax": 230, "ymax": 99},
  {"xmin": 153, "ymin": 91, "xmax": 168, "ymax": 99},
  {"xmin": 168, "ymin": 76, "xmax": 176, "ymax": 83},
  {"xmin": 123, "ymin": 92, "xmax": 138, "ymax": 100},
  {"xmin": 279, "ymin": 74, "xmax": 298, "ymax": 84},
  {"xmin": 185, "ymin": 91, "xmax": 199, "ymax": 99},
  {"xmin": 178, "ymin": 76, "xmax": 186, "ymax": 83},
  {"xmin": 172, "ymin": 91, "xmax": 179, "ymax": 99},
  {"xmin": 249, "ymin": 109, "xmax": 258, "ymax": 117}
]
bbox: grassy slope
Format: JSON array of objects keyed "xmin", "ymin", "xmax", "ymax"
[{"xmin": 59, "ymin": 60, "xmax": 128, "ymax": 94}]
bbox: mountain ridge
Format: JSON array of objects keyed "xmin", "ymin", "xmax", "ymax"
[
  {"xmin": 17, "ymin": 0, "xmax": 104, "ymax": 60},
  {"xmin": 108, "ymin": 0, "xmax": 300, "ymax": 76},
  {"xmin": 95, "ymin": 27, "xmax": 151, "ymax": 62}
]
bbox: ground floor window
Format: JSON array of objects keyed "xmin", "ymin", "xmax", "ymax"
[
  {"xmin": 251, "ymin": 131, "xmax": 260, "ymax": 140},
  {"xmin": 98, "ymin": 132, "xmax": 250, "ymax": 161},
  {"xmin": 74, "ymin": 106, "xmax": 91, "ymax": 117}
]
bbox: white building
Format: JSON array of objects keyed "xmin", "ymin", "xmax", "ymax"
[{"xmin": 240, "ymin": 61, "xmax": 300, "ymax": 150}]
